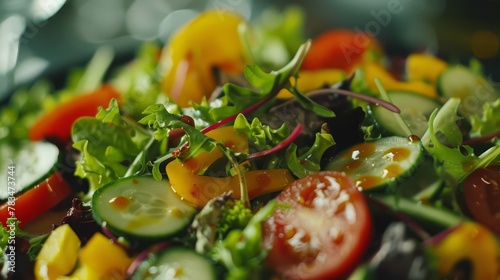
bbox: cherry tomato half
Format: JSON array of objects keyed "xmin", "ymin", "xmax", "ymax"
[
  {"xmin": 463, "ymin": 165, "xmax": 500, "ymax": 235},
  {"xmin": 263, "ymin": 171, "xmax": 372, "ymax": 280}
]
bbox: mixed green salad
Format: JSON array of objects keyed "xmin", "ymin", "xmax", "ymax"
[{"xmin": 1, "ymin": 6, "xmax": 500, "ymax": 280}]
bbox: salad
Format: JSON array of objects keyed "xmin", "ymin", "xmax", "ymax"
[{"xmin": 1, "ymin": 6, "xmax": 500, "ymax": 280}]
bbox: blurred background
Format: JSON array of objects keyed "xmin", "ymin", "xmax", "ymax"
[{"xmin": 1, "ymin": 0, "xmax": 499, "ymax": 101}]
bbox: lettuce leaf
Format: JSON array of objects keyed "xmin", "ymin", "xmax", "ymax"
[
  {"xmin": 469, "ymin": 98, "xmax": 500, "ymax": 144},
  {"xmin": 421, "ymin": 98, "xmax": 500, "ymax": 185},
  {"xmin": 421, "ymin": 98, "xmax": 477, "ymax": 185},
  {"xmin": 286, "ymin": 132, "xmax": 335, "ymax": 178},
  {"xmin": 234, "ymin": 114, "xmax": 290, "ymax": 150},
  {"xmin": 72, "ymin": 99, "xmax": 152, "ymax": 198}
]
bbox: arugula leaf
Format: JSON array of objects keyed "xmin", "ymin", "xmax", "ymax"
[
  {"xmin": 209, "ymin": 83, "xmax": 269, "ymax": 122},
  {"xmin": 286, "ymin": 132, "xmax": 335, "ymax": 178},
  {"xmin": 194, "ymin": 41, "xmax": 334, "ymax": 126},
  {"xmin": 287, "ymin": 86, "xmax": 336, "ymax": 117},
  {"xmin": 72, "ymin": 99, "xmax": 152, "ymax": 198},
  {"xmin": 139, "ymin": 103, "xmax": 218, "ymax": 179}
]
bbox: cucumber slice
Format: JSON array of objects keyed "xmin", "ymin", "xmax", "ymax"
[
  {"xmin": 0, "ymin": 141, "xmax": 60, "ymax": 201},
  {"xmin": 132, "ymin": 247, "xmax": 216, "ymax": 280},
  {"xmin": 325, "ymin": 136, "xmax": 423, "ymax": 191},
  {"xmin": 92, "ymin": 176, "xmax": 197, "ymax": 241},
  {"xmin": 437, "ymin": 65, "xmax": 499, "ymax": 117},
  {"xmin": 369, "ymin": 91, "xmax": 441, "ymax": 137}
]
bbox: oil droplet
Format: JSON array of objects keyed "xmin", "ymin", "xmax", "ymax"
[
  {"xmin": 224, "ymin": 139, "xmax": 235, "ymax": 149},
  {"xmin": 344, "ymin": 143, "xmax": 376, "ymax": 160},
  {"xmin": 408, "ymin": 135, "xmax": 420, "ymax": 143},
  {"xmin": 384, "ymin": 164, "xmax": 404, "ymax": 179},
  {"xmin": 167, "ymin": 207, "xmax": 183, "ymax": 218},
  {"xmin": 109, "ymin": 196, "xmax": 131, "ymax": 210},
  {"xmin": 385, "ymin": 147, "xmax": 411, "ymax": 162},
  {"xmin": 257, "ymin": 172, "xmax": 272, "ymax": 187},
  {"xmin": 462, "ymin": 160, "xmax": 475, "ymax": 173},
  {"xmin": 183, "ymin": 158, "xmax": 199, "ymax": 174},
  {"xmin": 355, "ymin": 175, "xmax": 382, "ymax": 189},
  {"xmin": 343, "ymin": 160, "xmax": 362, "ymax": 173}
]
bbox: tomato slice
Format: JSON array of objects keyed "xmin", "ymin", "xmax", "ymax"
[
  {"xmin": 0, "ymin": 172, "xmax": 72, "ymax": 227},
  {"xmin": 263, "ymin": 171, "xmax": 372, "ymax": 280},
  {"xmin": 463, "ymin": 165, "xmax": 500, "ymax": 235}
]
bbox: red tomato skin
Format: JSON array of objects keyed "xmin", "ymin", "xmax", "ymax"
[
  {"xmin": 263, "ymin": 171, "xmax": 372, "ymax": 280},
  {"xmin": 0, "ymin": 172, "xmax": 72, "ymax": 227},
  {"xmin": 463, "ymin": 165, "xmax": 500, "ymax": 235},
  {"xmin": 28, "ymin": 85, "xmax": 121, "ymax": 143},
  {"xmin": 302, "ymin": 29, "xmax": 379, "ymax": 73}
]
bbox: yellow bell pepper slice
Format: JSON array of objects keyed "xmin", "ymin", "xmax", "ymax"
[
  {"xmin": 430, "ymin": 222, "xmax": 499, "ymax": 280},
  {"xmin": 167, "ymin": 125, "xmax": 295, "ymax": 206},
  {"xmin": 276, "ymin": 69, "xmax": 345, "ymax": 99},
  {"xmin": 168, "ymin": 159, "xmax": 295, "ymax": 206},
  {"xmin": 34, "ymin": 224, "xmax": 81, "ymax": 280},
  {"xmin": 78, "ymin": 233, "xmax": 133, "ymax": 279},
  {"xmin": 405, "ymin": 53, "xmax": 448, "ymax": 85},
  {"xmin": 364, "ymin": 62, "xmax": 437, "ymax": 98},
  {"xmin": 160, "ymin": 10, "xmax": 249, "ymax": 107}
]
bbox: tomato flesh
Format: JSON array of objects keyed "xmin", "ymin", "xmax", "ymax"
[
  {"xmin": 263, "ymin": 171, "xmax": 372, "ymax": 280},
  {"xmin": 463, "ymin": 165, "xmax": 500, "ymax": 235},
  {"xmin": 0, "ymin": 172, "xmax": 72, "ymax": 227}
]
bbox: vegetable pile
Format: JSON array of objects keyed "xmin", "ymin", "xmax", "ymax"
[{"xmin": 1, "ymin": 6, "xmax": 500, "ymax": 280}]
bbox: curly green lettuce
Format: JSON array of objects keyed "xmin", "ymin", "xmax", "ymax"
[{"xmin": 72, "ymin": 99, "xmax": 152, "ymax": 199}]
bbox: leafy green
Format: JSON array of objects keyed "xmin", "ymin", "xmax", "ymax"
[
  {"xmin": 139, "ymin": 103, "xmax": 218, "ymax": 179},
  {"xmin": 0, "ymin": 81, "xmax": 52, "ymax": 146},
  {"xmin": 190, "ymin": 193, "xmax": 233, "ymax": 254},
  {"xmin": 191, "ymin": 194, "xmax": 253, "ymax": 255},
  {"xmin": 112, "ymin": 42, "xmax": 163, "ymax": 119},
  {"xmin": 210, "ymin": 200, "xmax": 277, "ymax": 280},
  {"xmin": 72, "ymin": 99, "xmax": 152, "ymax": 198},
  {"xmin": 469, "ymin": 98, "xmax": 500, "ymax": 144},
  {"xmin": 286, "ymin": 132, "xmax": 335, "ymax": 178},
  {"xmin": 421, "ymin": 98, "xmax": 477, "ymax": 186},
  {"xmin": 234, "ymin": 114, "xmax": 290, "ymax": 150},
  {"xmin": 249, "ymin": 5, "xmax": 306, "ymax": 69},
  {"xmin": 0, "ymin": 219, "xmax": 48, "ymax": 264},
  {"xmin": 194, "ymin": 41, "xmax": 334, "ymax": 125},
  {"xmin": 421, "ymin": 98, "xmax": 500, "ymax": 186}
]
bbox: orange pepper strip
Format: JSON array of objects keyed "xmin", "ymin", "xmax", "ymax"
[
  {"xmin": 364, "ymin": 62, "xmax": 437, "ymax": 98},
  {"xmin": 405, "ymin": 53, "xmax": 448, "ymax": 85},
  {"xmin": 28, "ymin": 84, "xmax": 121, "ymax": 142},
  {"xmin": 167, "ymin": 159, "xmax": 295, "ymax": 207},
  {"xmin": 166, "ymin": 126, "xmax": 295, "ymax": 207}
]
